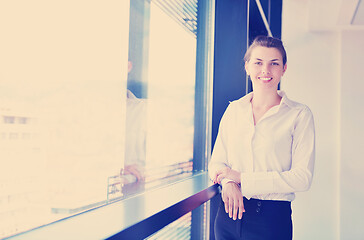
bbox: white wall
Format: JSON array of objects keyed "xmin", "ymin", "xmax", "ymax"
[
  {"xmin": 340, "ymin": 30, "xmax": 364, "ymax": 239},
  {"xmin": 282, "ymin": 1, "xmax": 364, "ymax": 240},
  {"xmin": 281, "ymin": 1, "xmax": 340, "ymax": 239}
]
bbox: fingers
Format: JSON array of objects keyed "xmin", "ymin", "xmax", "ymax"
[
  {"xmin": 221, "ymin": 182, "xmax": 245, "ymax": 221},
  {"xmin": 214, "ymin": 168, "xmax": 242, "ymax": 185},
  {"xmin": 129, "ymin": 167, "xmax": 143, "ymax": 181},
  {"xmin": 232, "ymin": 199, "xmax": 239, "ymax": 220},
  {"xmin": 214, "ymin": 168, "xmax": 229, "ymax": 184},
  {"xmin": 224, "ymin": 197, "xmax": 244, "ymax": 220},
  {"xmin": 222, "ymin": 193, "xmax": 229, "ymax": 214},
  {"xmin": 229, "ymin": 199, "xmax": 233, "ymax": 218},
  {"xmin": 213, "ymin": 169, "xmax": 223, "ymax": 184},
  {"xmin": 216, "ymin": 174, "xmax": 225, "ymax": 185},
  {"xmin": 238, "ymin": 199, "xmax": 245, "ymax": 220},
  {"xmin": 123, "ymin": 165, "xmax": 145, "ymax": 182},
  {"xmin": 232, "ymin": 198, "xmax": 245, "ymax": 220},
  {"xmin": 224, "ymin": 199, "xmax": 229, "ymax": 215}
]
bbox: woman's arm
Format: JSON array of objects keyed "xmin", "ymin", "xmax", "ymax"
[
  {"xmin": 208, "ymin": 105, "xmax": 245, "ymax": 220},
  {"xmin": 208, "ymin": 105, "xmax": 232, "ymax": 182}
]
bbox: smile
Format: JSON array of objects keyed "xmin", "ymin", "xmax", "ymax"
[{"xmin": 258, "ymin": 77, "xmax": 272, "ymax": 81}]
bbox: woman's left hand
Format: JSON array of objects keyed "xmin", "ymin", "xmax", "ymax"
[
  {"xmin": 221, "ymin": 182, "xmax": 245, "ymax": 220},
  {"xmin": 213, "ymin": 167, "xmax": 241, "ymax": 185}
]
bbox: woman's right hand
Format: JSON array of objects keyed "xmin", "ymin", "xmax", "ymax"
[
  {"xmin": 221, "ymin": 182, "xmax": 245, "ymax": 220},
  {"xmin": 213, "ymin": 167, "xmax": 241, "ymax": 185},
  {"xmin": 121, "ymin": 164, "xmax": 145, "ymax": 182}
]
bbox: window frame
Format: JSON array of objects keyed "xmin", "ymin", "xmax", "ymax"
[{"xmin": 6, "ymin": 173, "xmax": 219, "ymax": 240}]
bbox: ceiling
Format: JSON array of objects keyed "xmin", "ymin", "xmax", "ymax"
[
  {"xmin": 352, "ymin": 0, "xmax": 364, "ymax": 25},
  {"xmin": 308, "ymin": 0, "xmax": 364, "ymax": 31}
]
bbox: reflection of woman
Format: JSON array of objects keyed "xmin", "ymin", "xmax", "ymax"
[
  {"xmin": 209, "ymin": 36, "xmax": 315, "ymax": 239},
  {"xmin": 122, "ymin": 89, "xmax": 146, "ymax": 183},
  {"xmin": 119, "ymin": 61, "xmax": 146, "ymax": 184}
]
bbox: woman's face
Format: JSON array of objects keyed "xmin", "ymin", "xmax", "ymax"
[{"xmin": 245, "ymin": 46, "xmax": 287, "ymax": 90}]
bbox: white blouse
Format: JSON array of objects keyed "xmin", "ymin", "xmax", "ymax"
[{"xmin": 208, "ymin": 91, "xmax": 315, "ymax": 201}]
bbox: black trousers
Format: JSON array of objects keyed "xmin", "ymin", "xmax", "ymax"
[{"xmin": 214, "ymin": 197, "xmax": 292, "ymax": 240}]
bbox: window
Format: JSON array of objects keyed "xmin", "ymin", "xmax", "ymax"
[
  {"xmin": 121, "ymin": 0, "xmax": 198, "ymax": 191},
  {"xmin": 0, "ymin": 0, "xmax": 214, "ymax": 238}
]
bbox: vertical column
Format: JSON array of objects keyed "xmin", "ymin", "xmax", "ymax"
[
  {"xmin": 193, "ymin": 0, "xmax": 215, "ymax": 172},
  {"xmin": 192, "ymin": 0, "xmax": 215, "ymax": 238},
  {"xmin": 210, "ymin": 0, "xmax": 249, "ymax": 239},
  {"xmin": 209, "ymin": 0, "xmax": 282, "ymax": 239}
]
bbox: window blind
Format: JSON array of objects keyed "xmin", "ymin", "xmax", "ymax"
[
  {"xmin": 152, "ymin": 0, "xmax": 198, "ymax": 36},
  {"xmin": 146, "ymin": 212, "xmax": 192, "ymax": 240}
]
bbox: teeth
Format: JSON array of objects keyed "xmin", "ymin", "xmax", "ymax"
[{"xmin": 259, "ymin": 77, "xmax": 272, "ymax": 81}]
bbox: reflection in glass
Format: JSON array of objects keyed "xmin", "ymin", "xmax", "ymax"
[
  {"xmin": 0, "ymin": 0, "xmax": 203, "ymax": 238},
  {"xmin": 0, "ymin": 0, "xmax": 129, "ymax": 238},
  {"xmin": 118, "ymin": 0, "xmax": 197, "ymax": 194}
]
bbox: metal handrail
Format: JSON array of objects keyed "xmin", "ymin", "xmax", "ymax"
[{"xmin": 106, "ymin": 183, "xmax": 220, "ymax": 240}]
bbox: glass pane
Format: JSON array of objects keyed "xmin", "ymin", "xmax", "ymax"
[
  {"xmin": 114, "ymin": 0, "xmax": 198, "ymax": 198},
  {"xmin": 0, "ymin": 1, "xmax": 130, "ymax": 238},
  {"xmin": 146, "ymin": 1, "xmax": 196, "ymax": 178},
  {"xmin": 0, "ymin": 0, "xmax": 210, "ymax": 238}
]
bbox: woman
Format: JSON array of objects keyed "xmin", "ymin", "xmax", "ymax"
[{"xmin": 209, "ymin": 35, "xmax": 315, "ymax": 239}]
